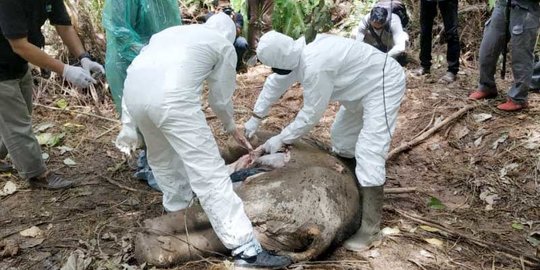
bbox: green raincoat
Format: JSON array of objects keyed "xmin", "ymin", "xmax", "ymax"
[{"xmin": 102, "ymin": 0, "xmax": 182, "ymax": 112}]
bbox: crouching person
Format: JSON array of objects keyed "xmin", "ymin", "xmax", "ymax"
[
  {"xmin": 115, "ymin": 13, "xmax": 290, "ymax": 269},
  {"xmin": 244, "ymin": 31, "xmax": 406, "ymax": 251},
  {"xmin": 356, "ymin": 4, "xmax": 409, "ymax": 66}
]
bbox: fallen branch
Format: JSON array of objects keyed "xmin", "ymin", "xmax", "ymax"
[
  {"xmin": 94, "ymin": 124, "xmax": 121, "ymax": 140},
  {"xmin": 34, "ymin": 103, "xmax": 120, "ymax": 124},
  {"xmin": 387, "ymin": 104, "xmax": 479, "ymax": 160},
  {"xmin": 393, "ymin": 209, "xmax": 540, "ymax": 267},
  {"xmin": 99, "ymin": 175, "xmax": 139, "ymax": 193},
  {"xmin": 385, "ymin": 187, "xmax": 417, "ymax": 194}
]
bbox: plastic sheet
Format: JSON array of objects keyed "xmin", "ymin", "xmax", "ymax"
[{"xmin": 102, "ymin": 0, "xmax": 182, "ymax": 111}]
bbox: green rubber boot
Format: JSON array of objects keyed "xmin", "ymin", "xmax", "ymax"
[{"xmin": 343, "ymin": 185, "xmax": 384, "ymax": 251}]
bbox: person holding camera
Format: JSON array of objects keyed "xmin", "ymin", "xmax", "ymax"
[{"xmin": 205, "ymin": 0, "xmax": 249, "ymax": 72}]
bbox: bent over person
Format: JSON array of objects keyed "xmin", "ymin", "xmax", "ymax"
[
  {"xmin": 356, "ymin": 5, "xmax": 409, "ymax": 66},
  {"xmin": 244, "ymin": 31, "xmax": 406, "ymax": 251},
  {"xmin": 0, "ymin": 0, "xmax": 103, "ymax": 188},
  {"xmin": 115, "ymin": 13, "xmax": 291, "ymax": 269}
]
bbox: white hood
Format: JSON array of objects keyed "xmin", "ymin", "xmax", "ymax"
[
  {"xmin": 256, "ymin": 31, "xmax": 305, "ymax": 70},
  {"xmin": 205, "ymin": 12, "xmax": 236, "ymax": 44}
]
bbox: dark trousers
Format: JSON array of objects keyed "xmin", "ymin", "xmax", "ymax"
[
  {"xmin": 0, "ymin": 68, "xmax": 46, "ymax": 179},
  {"xmin": 234, "ymin": 36, "xmax": 249, "ymax": 70},
  {"xmin": 478, "ymin": 2, "xmax": 539, "ymax": 103},
  {"xmin": 419, "ymin": 0, "xmax": 460, "ymax": 74}
]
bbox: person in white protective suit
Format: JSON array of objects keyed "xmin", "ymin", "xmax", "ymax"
[
  {"xmin": 244, "ymin": 31, "xmax": 406, "ymax": 251},
  {"xmin": 116, "ymin": 13, "xmax": 291, "ymax": 269}
]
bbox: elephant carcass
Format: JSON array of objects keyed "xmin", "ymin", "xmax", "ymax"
[{"xmin": 135, "ymin": 135, "xmax": 361, "ymax": 267}]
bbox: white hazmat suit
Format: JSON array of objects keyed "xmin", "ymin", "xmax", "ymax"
[
  {"xmin": 116, "ymin": 13, "xmax": 261, "ymax": 256},
  {"xmin": 251, "ymin": 31, "xmax": 406, "ymax": 187}
]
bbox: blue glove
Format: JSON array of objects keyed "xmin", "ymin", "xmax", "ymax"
[{"xmin": 263, "ymin": 135, "xmax": 284, "ymax": 154}]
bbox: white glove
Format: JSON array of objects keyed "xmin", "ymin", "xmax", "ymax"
[
  {"xmin": 244, "ymin": 117, "xmax": 261, "ymax": 139},
  {"xmin": 62, "ymin": 65, "xmax": 96, "ymax": 88},
  {"xmin": 263, "ymin": 135, "xmax": 284, "ymax": 154},
  {"xmin": 81, "ymin": 58, "xmax": 105, "ymax": 74},
  {"xmin": 115, "ymin": 98, "xmax": 143, "ymax": 155}
]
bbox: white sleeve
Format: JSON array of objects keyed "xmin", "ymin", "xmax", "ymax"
[
  {"xmin": 278, "ymin": 71, "xmax": 333, "ymax": 144},
  {"xmin": 207, "ymin": 44, "xmax": 238, "ymax": 133},
  {"xmin": 388, "ymin": 14, "xmax": 409, "ymax": 58},
  {"xmin": 252, "ymin": 71, "xmax": 298, "ymax": 118},
  {"xmin": 356, "ymin": 15, "xmax": 370, "ymax": 42}
]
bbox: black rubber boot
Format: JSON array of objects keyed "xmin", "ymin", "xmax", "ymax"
[
  {"xmin": 343, "ymin": 185, "xmax": 384, "ymax": 251},
  {"xmin": 234, "ymin": 249, "xmax": 292, "ymax": 269}
]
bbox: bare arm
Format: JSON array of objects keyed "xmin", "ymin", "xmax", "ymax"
[
  {"xmin": 55, "ymin": 25, "xmax": 86, "ymax": 58},
  {"xmin": 8, "ymin": 37, "xmax": 65, "ymax": 74}
]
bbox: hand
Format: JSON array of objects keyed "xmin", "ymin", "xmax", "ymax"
[
  {"xmin": 115, "ymin": 124, "xmax": 140, "ymax": 155},
  {"xmin": 80, "ymin": 58, "xmax": 105, "ymax": 75},
  {"xmin": 62, "ymin": 65, "xmax": 96, "ymax": 88},
  {"xmin": 232, "ymin": 127, "xmax": 253, "ymax": 151},
  {"xmin": 263, "ymin": 135, "xmax": 284, "ymax": 154},
  {"xmin": 244, "ymin": 117, "xmax": 261, "ymax": 139}
]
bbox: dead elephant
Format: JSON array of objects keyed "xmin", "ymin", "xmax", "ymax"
[{"xmin": 135, "ymin": 134, "xmax": 361, "ymax": 267}]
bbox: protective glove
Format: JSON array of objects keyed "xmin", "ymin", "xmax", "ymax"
[
  {"xmin": 62, "ymin": 65, "xmax": 96, "ymax": 88},
  {"xmin": 263, "ymin": 135, "xmax": 284, "ymax": 154},
  {"xmin": 80, "ymin": 58, "xmax": 105, "ymax": 75},
  {"xmin": 244, "ymin": 117, "xmax": 261, "ymax": 139},
  {"xmin": 115, "ymin": 98, "xmax": 143, "ymax": 155}
]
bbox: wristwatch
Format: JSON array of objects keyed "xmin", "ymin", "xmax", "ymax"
[{"xmin": 78, "ymin": 52, "xmax": 92, "ymax": 61}]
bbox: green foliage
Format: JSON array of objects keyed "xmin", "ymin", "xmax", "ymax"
[
  {"xmin": 304, "ymin": 0, "xmax": 333, "ymax": 43},
  {"xmin": 272, "ymin": 0, "xmax": 306, "ymax": 38},
  {"xmin": 488, "ymin": 0, "xmax": 496, "ymax": 10},
  {"xmin": 271, "ymin": 0, "xmax": 335, "ymax": 39},
  {"xmin": 338, "ymin": 0, "xmax": 376, "ymax": 37},
  {"xmin": 90, "ymin": 0, "xmax": 105, "ymax": 28},
  {"xmin": 427, "ymin": 196, "xmax": 446, "ymax": 210},
  {"xmin": 511, "ymin": 223, "xmax": 524, "ymax": 230}
]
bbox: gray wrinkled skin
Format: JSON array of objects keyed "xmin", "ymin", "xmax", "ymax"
[{"xmin": 135, "ymin": 133, "xmax": 361, "ymax": 267}]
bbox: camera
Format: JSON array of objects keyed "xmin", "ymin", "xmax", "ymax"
[{"xmin": 222, "ymin": 6, "xmax": 233, "ymax": 15}]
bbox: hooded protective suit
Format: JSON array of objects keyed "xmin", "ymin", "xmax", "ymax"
[
  {"xmin": 116, "ymin": 13, "xmax": 261, "ymax": 256},
  {"xmin": 102, "ymin": 0, "xmax": 182, "ymax": 111},
  {"xmin": 252, "ymin": 31, "xmax": 406, "ymax": 187}
]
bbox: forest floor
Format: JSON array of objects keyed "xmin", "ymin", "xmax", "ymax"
[{"xmin": 1, "ymin": 57, "xmax": 539, "ymax": 270}]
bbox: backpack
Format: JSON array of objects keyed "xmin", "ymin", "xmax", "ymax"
[{"xmin": 375, "ymin": 0, "xmax": 409, "ymax": 29}]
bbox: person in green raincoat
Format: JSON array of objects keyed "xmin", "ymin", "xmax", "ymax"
[
  {"xmin": 102, "ymin": 0, "xmax": 182, "ymax": 112},
  {"xmin": 102, "ymin": 0, "xmax": 182, "ymax": 190}
]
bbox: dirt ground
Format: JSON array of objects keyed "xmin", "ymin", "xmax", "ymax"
[{"xmin": 1, "ymin": 55, "xmax": 539, "ymax": 270}]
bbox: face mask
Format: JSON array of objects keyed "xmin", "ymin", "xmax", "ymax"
[{"xmin": 272, "ymin": 67, "xmax": 292, "ymax": 75}]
